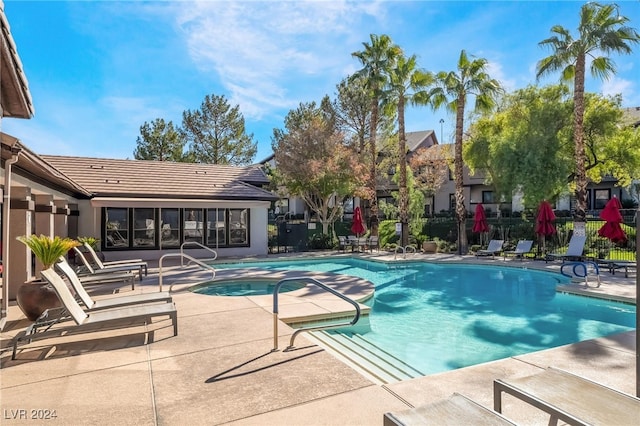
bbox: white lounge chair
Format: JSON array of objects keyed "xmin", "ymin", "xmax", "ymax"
[
  {"xmin": 60, "ymin": 255, "xmax": 137, "ymax": 290},
  {"xmin": 494, "ymin": 367, "xmax": 640, "ymax": 425},
  {"xmin": 503, "ymin": 240, "xmax": 534, "ymax": 260},
  {"xmin": 11, "ymin": 268, "xmax": 177, "ymax": 360},
  {"xmin": 82, "ymin": 243, "xmax": 148, "ymax": 276},
  {"xmin": 73, "ymin": 247, "xmax": 144, "ymax": 284},
  {"xmin": 54, "ymin": 259, "xmax": 172, "ymax": 311},
  {"xmin": 475, "ymin": 240, "xmax": 504, "ymax": 258},
  {"xmin": 545, "ymin": 234, "xmax": 587, "ymax": 263}
]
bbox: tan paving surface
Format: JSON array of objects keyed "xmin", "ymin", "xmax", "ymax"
[{"xmin": 0, "ymin": 252, "xmax": 637, "ymax": 425}]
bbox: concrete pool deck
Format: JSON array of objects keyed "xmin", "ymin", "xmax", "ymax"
[{"xmin": 0, "ymin": 252, "xmax": 637, "ymax": 425}]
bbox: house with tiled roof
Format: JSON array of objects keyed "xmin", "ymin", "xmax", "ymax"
[{"xmin": 40, "ymin": 155, "xmax": 276, "ymax": 256}]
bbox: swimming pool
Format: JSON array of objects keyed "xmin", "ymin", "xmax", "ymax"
[{"xmin": 213, "ymin": 258, "xmax": 635, "ymax": 376}]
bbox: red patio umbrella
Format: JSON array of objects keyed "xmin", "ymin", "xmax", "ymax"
[
  {"xmin": 351, "ymin": 206, "xmax": 366, "ymax": 237},
  {"xmin": 535, "ymin": 200, "xmax": 556, "ymax": 236},
  {"xmin": 472, "ymin": 204, "xmax": 489, "ymax": 233},
  {"xmin": 598, "ymin": 197, "xmax": 627, "ymax": 244},
  {"xmin": 535, "ymin": 200, "xmax": 556, "ymax": 253}
]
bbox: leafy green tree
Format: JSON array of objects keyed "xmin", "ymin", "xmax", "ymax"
[
  {"xmin": 181, "ymin": 94, "xmax": 257, "ymax": 165},
  {"xmin": 466, "ymin": 84, "xmax": 573, "ymax": 207},
  {"xmin": 430, "ymin": 50, "xmax": 502, "ymax": 254},
  {"xmin": 272, "ymin": 102, "xmax": 368, "ymax": 235},
  {"xmin": 352, "ymin": 34, "xmax": 402, "ymax": 237},
  {"xmin": 466, "ymin": 86, "xmax": 640, "ymax": 208},
  {"xmin": 383, "ymin": 53, "xmax": 433, "ymax": 246},
  {"xmin": 537, "ymin": 2, "xmax": 640, "ymax": 222},
  {"xmin": 133, "ymin": 118, "xmax": 185, "ymax": 161}
]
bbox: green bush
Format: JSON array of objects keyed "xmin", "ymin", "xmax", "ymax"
[{"xmin": 308, "ymin": 233, "xmax": 332, "ymax": 250}]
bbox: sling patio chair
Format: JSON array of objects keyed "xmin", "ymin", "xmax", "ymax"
[
  {"xmin": 475, "ymin": 240, "xmax": 504, "ymax": 258},
  {"xmin": 60, "ymin": 255, "xmax": 137, "ymax": 290},
  {"xmin": 494, "ymin": 367, "xmax": 640, "ymax": 425},
  {"xmin": 503, "ymin": 240, "xmax": 534, "ymax": 260},
  {"xmin": 11, "ymin": 268, "xmax": 177, "ymax": 360},
  {"xmin": 54, "ymin": 259, "xmax": 172, "ymax": 311},
  {"xmin": 73, "ymin": 247, "xmax": 144, "ymax": 284},
  {"xmin": 545, "ymin": 234, "xmax": 587, "ymax": 263},
  {"xmin": 82, "ymin": 242, "xmax": 148, "ymax": 277}
]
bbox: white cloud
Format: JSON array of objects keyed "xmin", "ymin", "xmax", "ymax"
[
  {"xmin": 601, "ymin": 76, "xmax": 637, "ymax": 105},
  {"xmin": 173, "ymin": 1, "xmax": 386, "ymax": 119}
]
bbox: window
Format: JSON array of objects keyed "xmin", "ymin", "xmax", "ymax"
[
  {"xmin": 448, "ymin": 168, "xmax": 453, "ymax": 181},
  {"xmin": 482, "ymin": 191, "xmax": 494, "ymax": 204},
  {"xmin": 102, "ymin": 207, "xmax": 251, "ymax": 250},
  {"xmin": 594, "ymin": 189, "xmax": 611, "ymax": 210},
  {"xmin": 133, "ymin": 208, "xmax": 155, "ymax": 247},
  {"xmin": 449, "ymin": 194, "xmax": 455, "ymax": 211},
  {"xmin": 184, "ymin": 209, "xmax": 204, "ymax": 244},
  {"xmin": 105, "ymin": 208, "xmax": 129, "ymax": 248},
  {"xmin": 229, "ymin": 208, "xmax": 248, "ymax": 245},
  {"xmin": 207, "ymin": 208, "xmax": 226, "ymax": 246},
  {"xmin": 160, "ymin": 208, "xmax": 180, "ymax": 248}
]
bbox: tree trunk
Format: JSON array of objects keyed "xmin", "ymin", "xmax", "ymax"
[
  {"xmin": 398, "ymin": 96, "xmax": 409, "ymax": 247},
  {"xmin": 454, "ymin": 93, "xmax": 468, "ymax": 254},
  {"xmin": 369, "ymin": 95, "xmax": 379, "ymax": 236},
  {"xmin": 573, "ymin": 54, "xmax": 588, "ymax": 222}
]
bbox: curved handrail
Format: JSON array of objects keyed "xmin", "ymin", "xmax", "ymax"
[
  {"xmin": 180, "ymin": 241, "xmax": 218, "ymax": 267},
  {"xmin": 560, "ymin": 260, "xmax": 601, "ymax": 288},
  {"xmin": 272, "ymin": 277, "xmax": 361, "ymax": 351},
  {"xmin": 158, "ymin": 253, "xmax": 216, "ymax": 292},
  {"xmin": 394, "ymin": 246, "xmax": 405, "ymax": 260}
]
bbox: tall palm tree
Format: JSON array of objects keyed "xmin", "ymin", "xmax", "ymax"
[
  {"xmin": 537, "ymin": 2, "xmax": 639, "ymax": 223},
  {"xmin": 384, "ymin": 53, "xmax": 434, "ymax": 247},
  {"xmin": 352, "ymin": 34, "xmax": 402, "ymax": 236},
  {"xmin": 431, "ymin": 50, "xmax": 501, "ymax": 255}
]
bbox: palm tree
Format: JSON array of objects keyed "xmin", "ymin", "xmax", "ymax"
[
  {"xmin": 383, "ymin": 53, "xmax": 434, "ymax": 247},
  {"xmin": 431, "ymin": 50, "xmax": 501, "ymax": 255},
  {"xmin": 537, "ymin": 2, "xmax": 639, "ymax": 223},
  {"xmin": 352, "ymin": 34, "xmax": 402, "ymax": 236}
]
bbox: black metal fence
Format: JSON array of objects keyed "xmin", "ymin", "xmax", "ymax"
[{"xmin": 269, "ymin": 210, "xmax": 637, "ymax": 261}]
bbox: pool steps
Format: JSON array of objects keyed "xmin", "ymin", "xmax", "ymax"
[{"xmin": 310, "ymin": 330, "xmax": 424, "ymax": 384}]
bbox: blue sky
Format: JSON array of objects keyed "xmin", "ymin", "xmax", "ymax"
[{"xmin": 3, "ymin": 1, "xmax": 640, "ymax": 163}]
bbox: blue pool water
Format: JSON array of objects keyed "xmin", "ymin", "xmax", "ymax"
[{"xmin": 214, "ymin": 258, "xmax": 635, "ymax": 375}]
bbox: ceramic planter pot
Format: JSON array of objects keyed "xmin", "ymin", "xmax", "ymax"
[
  {"xmin": 422, "ymin": 241, "xmax": 437, "ymax": 253},
  {"xmin": 16, "ymin": 279, "xmax": 61, "ymax": 321}
]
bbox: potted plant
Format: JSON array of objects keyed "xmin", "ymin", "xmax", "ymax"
[{"xmin": 16, "ymin": 235, "xmax": 81, "ymax": 321}]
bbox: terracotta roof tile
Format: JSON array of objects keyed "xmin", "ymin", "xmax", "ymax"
[{"xmin": 41, "ymin": 155, "xmax": 276, "ymax": 200}]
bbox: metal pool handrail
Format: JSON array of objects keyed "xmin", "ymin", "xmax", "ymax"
[
  {"xmin": 394, "ymin": 245, "xmax": 417, "ymax": 260},
  {"xmin": 272, "ymin": 277, "xmax": 361, "ymax": 351},
  {"xmin": 179, "ymin": 241, "xmax": 218, "ymax": 267},
  {"xmin": 158, "ymin": 253, "xmax": 216, "ymax": 292}
]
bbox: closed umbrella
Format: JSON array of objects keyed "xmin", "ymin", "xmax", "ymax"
[
  {"xmin": 598, "ymin": 197, "xmax": 627, "ymax": 244},
  {"xmin": 535, "ymin": 200, "xmax": 556, "ymax": 253},
  {"xmin": 472, "ymin": 204, "xmax": 489, "ymax": 233},
  {"xmin": 472, "ymin": 204, "xmax": 489, "ymax": 246},
  {"xmin": 351, "ymin": 206, "xmax": 366, "ymax": 237}
]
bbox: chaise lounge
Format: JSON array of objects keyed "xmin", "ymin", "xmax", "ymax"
[
  {"xmin": 475, "ymin": 240, "xmax": 504, "ymax": 258},
  {"xmin": 55, "ymin": 259, "xmax": 172, "ymax": 311},
  {"xmin": 545, "ymin": 234, "xmax": 587, "ymax": 263},
  {"xmin": 11, "ymin": 268, "xmax": 177, "ymax": 360}
]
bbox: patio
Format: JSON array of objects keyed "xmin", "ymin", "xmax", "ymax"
[{"xmin": 0, "ymin": 253, "xmax": 636, "ymax": 425}]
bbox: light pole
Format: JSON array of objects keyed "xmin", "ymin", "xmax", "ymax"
[{"xmin": 439, "ymin": 118, "xmax": 444, "ymax": 143}]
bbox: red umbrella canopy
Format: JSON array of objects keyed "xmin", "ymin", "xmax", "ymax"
[
  {"xmin": 472, "ymin": 204, "xmax": 489, "ymax": 233},
  {"xmin": 598, "ymin": 197, "xmax": 627, "ymax": 244},
  {"xmin": 535, "ymin": 200, "xmax": 556, "ymax": 236},
  {"xmin": 351, "ymin": 206, "xmax": 366, "ymax": 236},
  {"xmin": 599, "ymin": 196, "xmax": 623, "ymax": 222}
]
